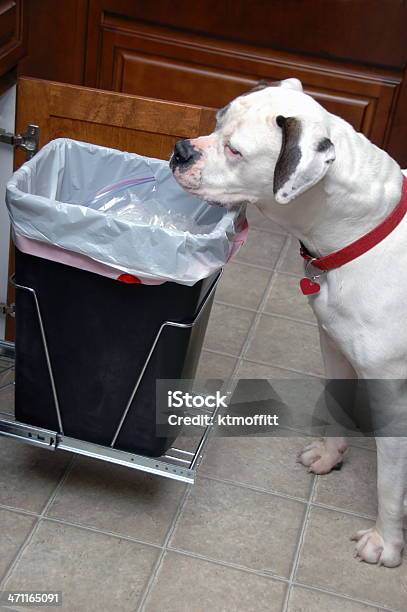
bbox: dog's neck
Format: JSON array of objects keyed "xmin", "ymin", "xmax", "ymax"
[{"xmin": 258, "ymin": 116, "xmax": 403, "ymax": 257}]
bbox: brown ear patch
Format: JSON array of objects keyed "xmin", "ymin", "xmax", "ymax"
[{"xmin": 273, "ymin": 116, "xmax": 302, "ymax": 195}]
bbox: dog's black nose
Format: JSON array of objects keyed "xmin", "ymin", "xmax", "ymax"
[{"xmin": 173, "ymin": 139, "xmax": 195, "ymax": 164}]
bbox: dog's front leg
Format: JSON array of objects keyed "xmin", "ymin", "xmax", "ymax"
[
  {"xmin": 352, "ymin": 436, "xmax": 407, "ymax": 567},
  {"xmin": 298, "ymin": 327, "xmax": 356, "ymax": 474}
]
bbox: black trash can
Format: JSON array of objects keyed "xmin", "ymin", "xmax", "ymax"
[
  {"xmin": 14, "ymin": 248, "xmax": 217, "ymax": 456},
  {"xmin": 6, "ymin": 139, "xmax": 246, "ymax": 457}
]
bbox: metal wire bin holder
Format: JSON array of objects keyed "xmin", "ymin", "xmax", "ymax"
[{"xmin": 0, "ymin": 272, "xmax": 223, "ymax": 484}]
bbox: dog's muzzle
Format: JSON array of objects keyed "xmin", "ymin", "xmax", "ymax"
[{"xmin": 170, "ymin": 139, "xmax": 201, "ymax": 171}]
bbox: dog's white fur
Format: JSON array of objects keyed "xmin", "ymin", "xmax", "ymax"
[{"xmin": 172, "ymin": 78, "xmax": 407, "ymax": 567}]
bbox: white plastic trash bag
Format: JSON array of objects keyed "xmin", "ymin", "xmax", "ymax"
[{"xmin": 6, "ymin": 138, "xmax": 248, "ymax": 285}]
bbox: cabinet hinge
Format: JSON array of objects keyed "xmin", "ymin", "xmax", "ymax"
[
  {"xmin": 0, "ymin": 124, "xmax": 39, "ymax": 160},
  {"xmin": 0, "ymin": 303, "xmax": 15, "ymax": 318}
]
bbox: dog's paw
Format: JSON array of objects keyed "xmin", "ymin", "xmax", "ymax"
[
  {"xmin": 297, "ymin": 438, "xmax": 346, "ymax": 474},
  {"xmin": 351, "ymin": 528, "xmax": 404, "ymax": 567}
]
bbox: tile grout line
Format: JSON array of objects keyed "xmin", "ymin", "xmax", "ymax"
[
  {"xmin": 201, "ymin": 347, "xmax": 242, "ymax": 359},
  {"xmin": 0, "ymin": 505, "xmax": 40, "ymax": 519},
  {"xmin": 227, "ymin": 258, "xmax": 303, "ymax": 277},
  {"xmin": 234, "ymin": 259, "xmax": 275, "ymax": 272},
  {"xmin": 165, "ymin": 546, "xmax": 289, "ymax": 584},
  {"xmin": 202, "ymin": 347, "xmax": 324, "ymax": 379},
  {"xmin": 291, "ymin": 581, "xmax": 401, "ymax": 612},
  {"xmin": 281, "ymin": 475, "xmax": 318, "ymax": 612},
  {"xmin": 275, "ymin": 270, "xmax": 305, "ymax": 279},
  {"xmin": 213, "ymin": 299, "xmax": 262, "ymax": 314},
  {"xmin": 309, "ymin": 500, "xmax": 377, "ymax": 521},
  {"xmin": 135, "ymin": 484, "xmax": 194, "ymax": 612},
  {"xmin": 235, "ymin": 356, "xmax": 323, "ymax": 378},
  {"xmin": 213, "ymin": 298, "xmax": 318, "ymax": 327},
  {"xmin": 199, "ymin": 473, "xmax": 309, "ymax": 505},
  {"xmin": 257, "ymin": 311, "xmax": 317, "ymax": 327},
  {"xmin": 0, "ymin": 454, "xmax": 76, "ymax": 592},
  {"xmin": 198, "ymin": 473, "xmax": 379, "ymax": 521},
  {"xmin": 40, "ymin": 515, "xmax": 164, "ymax": 551},
  {"xmin": 227, "ymin": 259, "xmax": 277, "ymax": 272}
]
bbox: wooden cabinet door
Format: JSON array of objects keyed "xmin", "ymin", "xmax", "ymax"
[
  {"xmin": 13, "ymin": 77, "xmax": 215, "ymax": 163},
  {"xmin": 5, "ymin": 76, "xmax": 216, "ymax": 339}
]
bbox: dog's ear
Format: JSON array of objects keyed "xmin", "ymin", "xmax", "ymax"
[
  {"xmin": 250, "ymin": 79, "xmax": 271, "ymax": 92},
  {"xmin": 246, "ymin": 78, "xmax": 303, "ymax": 95},
  {"xmin": 278, "ymin": 78, "xmax": 303, "ymax": 92},
  {"xmin": 273, "ymin": 115, "xmax": 335, "ymax": 204},
  {"xmin": 243, "ymin": 80, "xmax": 274, "ymax": 95}
]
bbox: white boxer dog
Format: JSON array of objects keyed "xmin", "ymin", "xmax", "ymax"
[{"xmin": 170, "ymin": 78, "xmax": 407, "ymax": 568}]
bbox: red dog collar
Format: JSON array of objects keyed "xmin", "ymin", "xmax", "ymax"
[{"xmin": 299, "ymin": 175, "xmax": 407, "ymax": 295}]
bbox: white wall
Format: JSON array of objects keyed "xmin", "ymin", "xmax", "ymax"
[{"xmin": 0, "ymin": 85, "xmax": 16, "ymax": 339}]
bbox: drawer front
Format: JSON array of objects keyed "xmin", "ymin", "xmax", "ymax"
[
  {"xmin": 0, "ymin": 0, "xmax": 26, "ymax": 76},
  {"xmin": 90, "ymin": 15, "xmax": 401, "ymax": 148}
]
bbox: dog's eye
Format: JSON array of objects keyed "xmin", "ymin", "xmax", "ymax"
[{"xmin": 225, "ymin": 143, "xmax": 242, "ymax": 158}]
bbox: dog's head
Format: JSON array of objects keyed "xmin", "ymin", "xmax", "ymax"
[{"xmin": 170, "ymin": 78, "xmax": 335, "ymax": 207}]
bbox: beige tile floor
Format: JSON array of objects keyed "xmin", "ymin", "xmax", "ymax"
[{"xmin": 0, "ymin": 209, "xmax": 406, "ymax": 611}]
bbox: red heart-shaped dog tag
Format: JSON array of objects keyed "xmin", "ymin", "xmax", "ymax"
[{"xmin": 300, "ymin": 277, "xmax": 320, "ymax": 295}]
